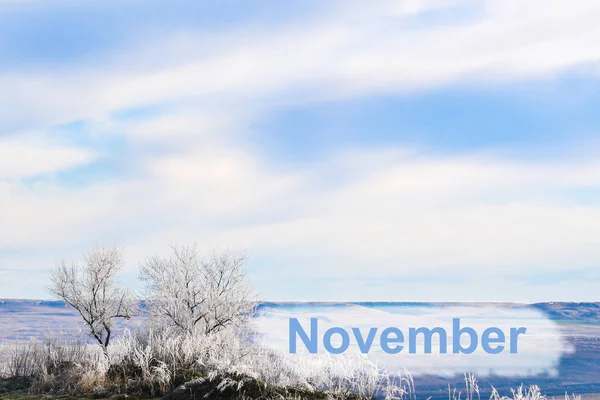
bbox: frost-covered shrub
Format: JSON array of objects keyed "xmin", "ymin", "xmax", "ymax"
[
  {"xmin": 2, "ymin": 331, "xmax": 584, "ymax": 400},
  {"xmin": 139, "ymin": 245, "xmax": 258, "ymax": 335}
]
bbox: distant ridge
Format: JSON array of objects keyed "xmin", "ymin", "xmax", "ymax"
[
  {"xmin": 3, "ymin": 299, "xmax": 600, "ymax": 323},
  {"xmin": 531, "ymin": 302, "xmax": 600, "ymax": 323}
]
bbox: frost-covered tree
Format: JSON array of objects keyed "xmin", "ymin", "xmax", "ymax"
[
  {"xmin": 139, "ymin": 244, "xmax": 257, "ymax": 335},
  {"xmin": 48, "ymin": 245, "xmax": 134, "ymax": 353}
]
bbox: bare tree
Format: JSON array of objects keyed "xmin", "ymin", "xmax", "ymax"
[
  {"xmin": 139, "ymin": 244, "xmax": 258, "ymax": 335},
  {"xmin": 48, "ymin": 245, "xmax": 134, "ymax": 354}
]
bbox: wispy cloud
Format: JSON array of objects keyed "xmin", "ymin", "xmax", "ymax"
[
  {"xmin": 0, "ymin": 135, "xmax": 96, "ymax": 180},
  {"xmin": 1, "ymin": 0, "xmax": 600, "ymax": 300}
]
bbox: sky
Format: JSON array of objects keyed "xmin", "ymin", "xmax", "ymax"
[{"xmin": 1, "ymin": 0, "xmax": 600, "ymax": 302}]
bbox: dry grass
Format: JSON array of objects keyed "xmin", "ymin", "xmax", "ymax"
[{"xmin": 0, "ymin": 332, "xmax": 585, "ymax": 400}]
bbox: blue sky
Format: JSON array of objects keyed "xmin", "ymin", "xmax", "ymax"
[{"xmin": 1, "ymin": 0, "xmax": 600, "ymax": 302}]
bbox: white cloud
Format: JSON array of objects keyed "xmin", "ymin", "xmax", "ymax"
[
  {"xmin": 2, "ymin": 0, "xmax": 600, "ymax": 300},
  {"xmin": 205, "ymin": 150, "xmax": 600, "ymax": 275},
  {"xmin": 0, "ymin": 135, "xmax": 96, "ymax": 180},
  {"xmin": 2, "ymin": 0, "xmax": 600, "ymax": 134},
  {"xmin": 4, "ymin": 120, "xmax": 600, "ymax": 299}
]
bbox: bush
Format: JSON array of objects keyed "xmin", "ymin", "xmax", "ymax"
[
  {"xmin": 1, "ymin": 334, "xmax": 584, "ymax": 400},
  {"xmin": 1, "ymin": 325, "xmax": 413, "ymax": 398}
]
